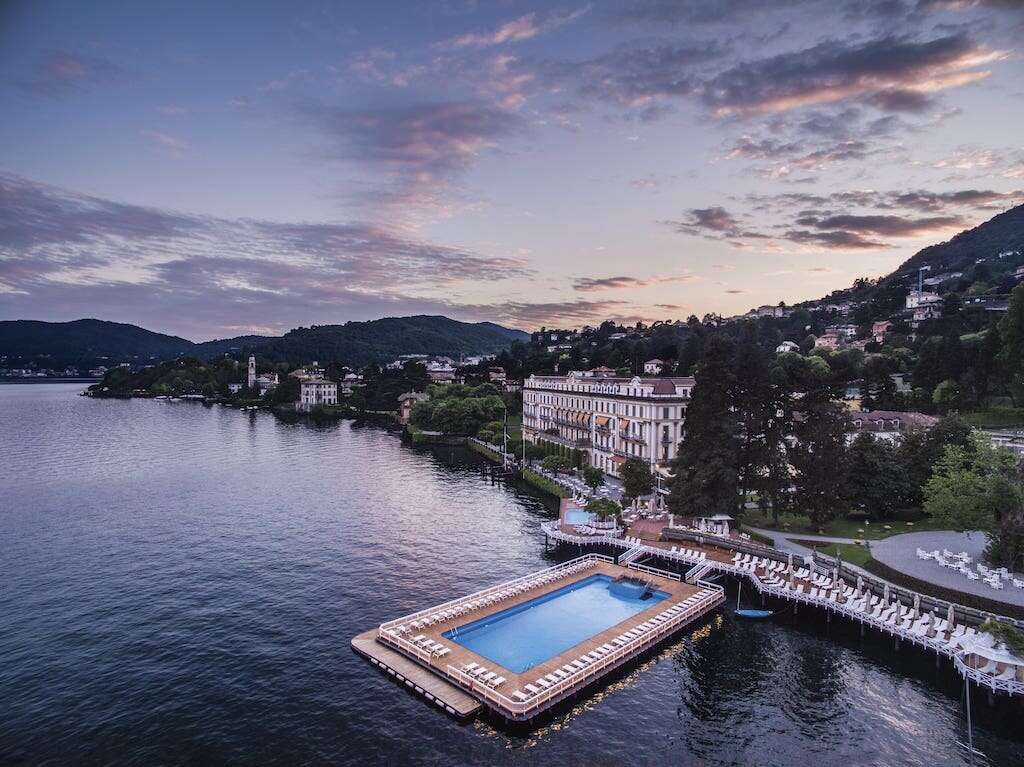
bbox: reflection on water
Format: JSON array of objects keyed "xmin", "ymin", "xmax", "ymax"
[{"xmin": 0, "ymin": 384, "xmax": 1021, "ymax": 766}]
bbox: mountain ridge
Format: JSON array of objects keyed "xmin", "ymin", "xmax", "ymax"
[{"xmin": 0, "ymin": 315, "xmax": 527, "ymax": 369}]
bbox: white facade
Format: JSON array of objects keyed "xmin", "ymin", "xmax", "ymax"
[
  {"xmin": 643, "ymin": 359, "xmax": 665, "ymax": 374},
  {"xmin": 906, "ymin": 290, "xmax": 941, "ymax": 309},
  {"xmin": 522, "ymin": 371, "xmax": 694, "ymax": 477},
  {"xmin": 298, "ymin": 378, "xmax": 338, "ymax": 411},
  {"xmin": 776, "ymin": 341, "xmax": 800, "ymax": 353}
]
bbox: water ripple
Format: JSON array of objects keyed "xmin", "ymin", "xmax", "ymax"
[{"xmin": 0, "ymin": 384, "xmax": 1021, "ymax": 766}]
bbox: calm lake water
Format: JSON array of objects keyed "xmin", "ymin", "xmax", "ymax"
[{"xmin": 2, "ymin": 383, "xmax": 1023, "ymax": 766}]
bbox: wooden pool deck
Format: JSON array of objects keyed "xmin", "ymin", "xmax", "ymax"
[
  {"xmin": 358, "ymin": 555, "xmax": 724, "ymax": 722},
  {"xmin": 351, "ymin": 630, "xmax": 481, "ymax": 719}
]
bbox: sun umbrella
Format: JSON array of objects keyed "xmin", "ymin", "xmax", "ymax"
[
  {"xmin": 856, "ymin": 575, "xmax": 863, "ymax": 595},
  {"xmin": 947, "ymin": 603, "xmax": 955, "ymax": 627},
  {"xmin": 883, "ymin": 583, "xmax": 889, "ymax": 603},
  {"xmin": 788, "ymin": 553, "xmax": 794, "ymax": 573},
  {"xmin": 833, "ymin": 567, "xmax": 839, "ymax": 586},
  {"xmin": 912, "ymin": 594, "xmax": 920, "ymax": 618}
]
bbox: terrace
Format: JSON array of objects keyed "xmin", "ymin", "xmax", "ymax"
[{"xmin": 374, "ymin": 555, "xmax": 723, "ymax": 721}]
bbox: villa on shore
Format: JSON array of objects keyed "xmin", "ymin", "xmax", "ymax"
[{"xmin": 522, "ymin": 369, "xmax": 694, "ymax": 479}]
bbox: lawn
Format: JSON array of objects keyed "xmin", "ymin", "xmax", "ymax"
[
  {"xmin": 791, "ymin": 539, "xmax": 873, "ymax": 566},
  {"xmin": 961, "ymin": 407, "xmax": 1024, "ymax": 429},
  {"xmin": 743, "ymin": 509, "xmax": 953, "ymax": 541}
]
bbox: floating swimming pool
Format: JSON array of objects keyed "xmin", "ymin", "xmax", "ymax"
[
  {"xmin": 444, "ymin": 574, "xmax": 669, "ymax": 673},
  {"xmin": 564, "ymin": 509, "xmax": 593, "ymax": 525}
]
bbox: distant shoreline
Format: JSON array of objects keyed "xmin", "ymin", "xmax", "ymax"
[{"xmin": 0, "ymin": 378, "xmax": 101, "ymax": 384}]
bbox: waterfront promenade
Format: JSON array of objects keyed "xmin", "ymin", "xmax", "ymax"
[
  {"xmin": 542, "ymin": 515, "xmax": 1024, "ymax": 698},
  {"xmin": 748, "ymin": 527, "xmax": 1024, "ymax": 609}
]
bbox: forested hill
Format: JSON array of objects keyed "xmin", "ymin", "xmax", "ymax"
[
  {"xmin": 0, "ymin": 319, "xmax": 196, "ymax": 367},
  {"xmin": 251, "ymin": 315, "xmax": 528, "ymax": 367},
  {"xmin": 0, "ymin": 315, "xmax": 527, "ymax": 369},
  {"xmin": 810, "ymin": 203, "xmax": 1024, "ymax": 318},
  {"xmin": 894, "ymin": 203, "xmax": 1024, "ymax": 278}
]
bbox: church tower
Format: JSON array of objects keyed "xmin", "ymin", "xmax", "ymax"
[{"xmin": 247, "ymin": 355, "xmax": 256, "ymax": 389}]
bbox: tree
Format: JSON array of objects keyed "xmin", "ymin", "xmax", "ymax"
[
  {"xmin": 620, "ymin": 458, "xmax": 654, "ymax": 506},
  {"xmin": 1000, "ymin": 283, "xmax": 1024, "ymax": 405},
  {"xmin": 932, "ymin": 378, "xmax": 962, "ymax": 414},
  {"xmin": 269, "ymin": 374, "xmax": 300, "ymax": 405},
  {"xmin": 732, "ymin": 324, "xmax": 786, "ymax": 520},
  {"xmin": 843, "ymin": 432, "xmax": 908, "ymax": 520},
  {"xmin": 542, "ymin": 455, "xmax": 571, "ymax": 475},
  {"xmin": 896, "ymin": 415, "xmax": 974, "ymax": 509},
  {"xmin": 924, "ymin": 435, "xmax": 1022, "ymax": 540},
  {"xmin": 861, "ymin": 354, "xmax": 898, "ymax": 410},
  {"xmin": 790, "ymin": 396, "xmax": 850, "ymax": 529},
  {"xmin": 585, "ymin": 497, "xmax": 621, "ymax": 520},
  {"xmin": 524, "ymin": 442, "xmax": 546, "ymax": 460},
  {"xmin": 667, "ymin": 334, "xmax": 739, "ymax": 517},
  {"xmin": 583, "ymin": 466, "xmax": 605, "ymax": 492}
]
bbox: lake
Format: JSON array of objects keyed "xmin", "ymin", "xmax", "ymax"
[{"xmin": 2, "ymin": 383, "xmax": 1022, "ymax": 766}]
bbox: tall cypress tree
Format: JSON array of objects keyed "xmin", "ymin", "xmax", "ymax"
[
  {"xmin": 733, "ymin": 324, "xmax": 791, "ymax": 521},
  {"xmin": 790, "ymin": 391, "xmax": 850, "ymax": 529},
  {"xmin": 667, "ymin": 334, "xmax": 739, "ymax": 517}
]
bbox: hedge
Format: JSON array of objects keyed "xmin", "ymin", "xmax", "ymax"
[
  {"xmin": 523, "ymin": 467, "xmax": 571, "ymax": 498},
  {"xmin": 741, "ymin": 527, "xmax": 776, "ymax": 547},
  {"xmin": 467, "ymin": 438, "xmax": 503, "ymax": 463}
]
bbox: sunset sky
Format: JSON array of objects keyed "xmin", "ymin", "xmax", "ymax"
[{"xmin": 1, "ymin": 0, "xmax": 1023, "ymax": 339}]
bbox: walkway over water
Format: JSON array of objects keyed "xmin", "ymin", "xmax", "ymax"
[{"xmin": 542, "ymin": 519, "xmax": 1024, "ymax": 698}]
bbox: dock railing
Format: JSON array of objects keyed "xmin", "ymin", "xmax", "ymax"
[
  {"xmin": 379, "ymin": 553, "xmax": 614, "ymax": 635},
  {"xmin": 442, "ymin": 586, "xmax": 724, "ymax": 719},
  {"xmin": 627, "ymin": 561, "xmax": 682, "ymax": 581}
]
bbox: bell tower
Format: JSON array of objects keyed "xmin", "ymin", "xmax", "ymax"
[{"xmin": 247, "ymin": 355, "xmax": 256, "ymax": 389}]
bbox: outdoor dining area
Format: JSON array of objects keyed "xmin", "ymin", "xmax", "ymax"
[{"xmin": 917, "ymin": 548, "xmax": 1024, "ymax": 590}]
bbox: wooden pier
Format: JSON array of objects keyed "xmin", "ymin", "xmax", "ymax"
[{"xmin": 351, "ymin": 630, "xmax": 481, "ymax": 720}]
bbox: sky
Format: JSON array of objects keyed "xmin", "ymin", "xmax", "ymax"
[{"xmin": 1, "ymin": 0, "xmax": 1023, "ymax": 340}]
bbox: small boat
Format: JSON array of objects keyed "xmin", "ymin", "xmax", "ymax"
[{"xmin": 734, "ymin": 582, "xmax": 774, "ymax": 619}]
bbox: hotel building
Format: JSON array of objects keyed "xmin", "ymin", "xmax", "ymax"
[
  {"xmin": 298, "ymin": 378, "xmax": 338, "ymax": 411},
  {"xmin": 522, "ymin": 370, "xmax": 694, "ymax": 477}
]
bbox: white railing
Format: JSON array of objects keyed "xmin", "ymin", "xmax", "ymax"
[
  {"xmin": 442, "ymin": 587, "xmax": 725, "ymax": 719},
  {"xmin": 685, "ymin": 562, "xmax": 713, "ymax": 583},
  {"xmin": 544, "ymin": 521, "xmax": 1024, "ymax": 697},
  {"xmin": 628, "ymin": 561, "xmax": 682, "ymax": 581},
  {"xmin": 618, "ymin": 544, "xmax": 646, "ymax": 565},
  {"xmin": 954, "ymin": 654, "xmax": 1024, "ymax": 695},
  {"xmin": 379, "ymin": 553, "xmax": 612, "ymax": 634},
  {"xmin": 541, "ymin": 519, "xmax": 628, "ymax": 546}
]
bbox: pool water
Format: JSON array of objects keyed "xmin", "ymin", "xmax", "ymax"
[
  {"xmin": 444, "ymin": 574, "xmax": 669, "ymax": 673},
  {"xmin": 564, "ymin": 509, "xmax": 593, "ymax": 525}
]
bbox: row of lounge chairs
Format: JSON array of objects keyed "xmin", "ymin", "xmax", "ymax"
[
  {"xmin": 733, "ymin": 552, "xmax": 786, "ymax": 573},
  {"xmin": 668, "ymin": 545, "xmax": 707, "ymax": 561},
  {"xmin": 743, "ymin": 557, "xmax": 1014, "ymax": 669},
  {"xmin": 395, "ymin": 559, "xmax": 599, "ymax": 633},
  {"xmin": 507, "ymin": 594, "xmax": 712, "ymax": 704},
  {"xmin": 460, "ymin": 662, "xmax": 506, "ymax": 688},
  {"xmin": 573, "ymin": 524, "xmax": 613, "ymax": 536},
  {"xmin": 404, "ymin": 634, "xmax": 451, "ymax": 658}
]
